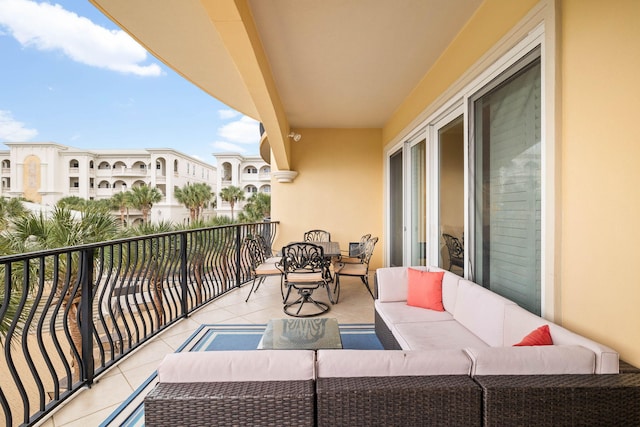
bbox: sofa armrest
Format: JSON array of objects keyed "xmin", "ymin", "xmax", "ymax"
[
  {"xmin": 317, "ymin": 349, "xmax": 472, "ymax": 377},
  {"xmin": 157, "ymin": 350, "xmax": 315, "ymax": 383},
  {"xmin": 465, "ymin": 345, "xmax": 596, "ymax": 376}
]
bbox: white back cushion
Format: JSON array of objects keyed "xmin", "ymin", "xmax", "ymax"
[
  {"xmin": 157, "ymin": 350, "xmax": 315, "ymax": 383},
  {"xmin": 465, "ymin": 345, "xmax": 596, "ymax": 376},
  {"xmin": 428, "ymin": 266, "xmax": 461, "ymax": 313},
  {"xmin": 453, "ymin": 280, "xmax": 517, "ymax": 347},
  {"xmin": 317, "ymin": 349, "xmax": 471, "ymax": 377},
  {"xmin": 376, "ymin": 266, "xmax": 428, "ymax": 302}
]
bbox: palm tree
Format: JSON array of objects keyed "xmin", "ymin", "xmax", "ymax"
[
  {"xmin": 0, "ymin": 197, "xmax": 28, "ymax": 231},
  {"xmin": 128, "ymin": 185, "xmax": 162, "ymax": 223},
  {"xmin": 219, "ymin": 185, "xmax": 245, "ymax": 221},
  {"xmin": 2, "ymin": 206, "xmax": 118, "ymax": 376},
  {"xmin": 56, "ymin": 196, "xmax": 88, "ymax": 211},
  {"xmin": 238, "ymin": 192, "xmax": 271, "ymax": 223},
  {"xmin": 110, "ymin": 191, "xmax": 132, "ymax": 227},
  {"xmin": 174, "ymin": 184, "xmax": 198, "ymax": 222},
  {"xmin": 175, "ymin": 183, "xmax": 213, "ymax": 222}
]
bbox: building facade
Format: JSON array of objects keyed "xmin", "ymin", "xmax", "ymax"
[
  {"xmin": 0, "ymin": 142, "xmax": 217, "ymax": 225},
  {"xmin": 213, "ymin": 153, "xmax": 271, "ymax": 219}
]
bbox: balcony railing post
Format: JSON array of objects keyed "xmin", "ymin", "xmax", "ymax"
[
  {"xmin": 179, "ymin": 232, "xmax": 188, "ymax": 317},
  {"xmin": 235, "ymin": 226, "xmax": 242, "ymax": 289},
  {"xmin": 80, "ymin": 248, "xmax": 94, "ymax": 385}
]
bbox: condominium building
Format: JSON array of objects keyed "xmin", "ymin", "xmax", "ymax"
[
  {"xmin": 0, "ymin": 142, "xmax": 217, "ymax": 225},
  {"xmin": 213, "ymin": 152, "xmax": 271, "ymax": 219}
]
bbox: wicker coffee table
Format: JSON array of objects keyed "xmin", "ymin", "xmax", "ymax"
[{"xmin": 258, "ymin": 318, "xmax": 343, "ymax": 350}]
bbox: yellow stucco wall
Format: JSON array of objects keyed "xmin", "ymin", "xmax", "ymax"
[
  {"xmin": 382, "ymin": 0, "xmax": 640, "ymax": 365},
  {"xmin": 271, "ymin": 128, "xmax": 383, "ymax": 269},
  {"xmin": 560, "ymin": 0, "xmax": 640, "ymax": 366},
  {"xmin": 383, "ymin": 0, "xmax": 539, "ymax": 142}
]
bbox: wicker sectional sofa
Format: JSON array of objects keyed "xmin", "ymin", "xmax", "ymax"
[
  {"xmin": 374, "ymin": 265, "xmax": 640, "ymax": 425},
  {"xmin": 374, "ymin": 266, "xmax": 619, "ymax": 375},
  {"xmin": 143, "ymin": 267, "xmax": 640, "ymax": 426}
]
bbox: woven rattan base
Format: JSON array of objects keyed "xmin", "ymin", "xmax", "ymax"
[
  {"xmin": 316, "ymin": 375, "xmax": 482, "ymax": 427},
  {"xmin": 144, "ymin": 380, "xmax": 315, "ymax": 427},
  {"xmin": 476, "ymin": 374, "xmax": 640, "ymax": 426},
  {"xmin": 374, "ymin": 309, "xmax": 402, "ymax": 350}
]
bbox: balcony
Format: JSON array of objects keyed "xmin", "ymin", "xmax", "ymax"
[
  {"xmin": 111, "ymin": 167, "xmax": 149, "ymax": 177},
  {"xmin": 0, "ymin": 222, "xmax": 375, "ymax": 426}
]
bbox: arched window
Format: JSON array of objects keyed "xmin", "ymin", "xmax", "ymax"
[
  {"xmin": 245, "ymin": 185, "xmax": 258, "ymax": 194},
  {"xmin": 244, "ymin": 166, "xmax": 258, "ymax": 174}
]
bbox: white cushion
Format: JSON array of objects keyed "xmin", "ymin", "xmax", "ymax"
[
  {"xmin": 375, "ymin": 301, "xmax": 454, "ymax": 324},
  {"xmin": 157, "ymin": 350, "xmax": 315, "ymax": 383},
  {"xmin": 465, "ymin": 345, "xmax": 596, "ymax": 376},
  {"xmin": 317, "ymin": 349, "xmax": 471, "ymax": 377},
  {"xmin": 504, "ymin": 305, "xmax": 619, "ymax": 374},
  {"xmin": 376, "ymin": 266, "xmax": 428, "ymax": 302},
  {"xmin": 395, "ymin": 320, "xmax": 489, "ymax": 351},
  {"xmin": 255, "ymin": 263, "xmax": 282, "ymax": 275},
  {"xmin": 428, "ymin": 267, "xmax": 461, "ymax": 313},
  {"xmin": 453, "ymin": 280, "xmax": 517, "ymax": 347}
]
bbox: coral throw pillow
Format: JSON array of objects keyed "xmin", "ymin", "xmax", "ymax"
[
  {"xmin": 406, "ymin": 269, "xmax": 445, "ymax": 311},
  {"xmin": 513, "ymin": 324, "xmax": 554, "ymax": 346}
]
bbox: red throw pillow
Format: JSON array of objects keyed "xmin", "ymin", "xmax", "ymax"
[
  {"xmin": 406, "ymin": 269, "xmax": 445, "ymax": 311},
  {"xmin": 513, "ymin": 324, "xmax": 554, "ymax": 346}
]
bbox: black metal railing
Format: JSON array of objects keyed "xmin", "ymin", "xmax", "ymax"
[{"xmin": 0, "ymin": 221, "xmax": 278, "ymax": 427}]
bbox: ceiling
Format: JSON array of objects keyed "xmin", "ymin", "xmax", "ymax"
[{"xmin": 90, "ymin": 0, "xmax": 483, "ymax": 129}]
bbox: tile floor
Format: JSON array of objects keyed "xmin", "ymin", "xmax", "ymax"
[{"xmin": 38, "ymin": 274, "xmax": 376, "ymax": 427}]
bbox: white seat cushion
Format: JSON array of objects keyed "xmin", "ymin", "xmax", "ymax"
[
  {"xmin": 157, "ymin": 350, "xmax": 316, "ymax": 383},
  {"xmin": 375, "ymin": 301, "xmax": 454, "ymax": 324},
  {"xmin": 395, "ymin": 320, "xmax": 489, "ymax": 351}
]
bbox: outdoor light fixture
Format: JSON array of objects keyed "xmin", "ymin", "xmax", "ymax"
[{"xmin": 288, "ymin": 131, "xmax": 302, "ymax": 142}]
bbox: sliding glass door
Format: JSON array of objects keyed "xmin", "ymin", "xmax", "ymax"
[{"xmin": 471, "ymin": 53, "xmax": 541, "ymax": 314}]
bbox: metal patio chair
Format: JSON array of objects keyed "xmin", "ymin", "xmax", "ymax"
[
  {"xmin": 280, "ymin": 242, "xmax": 334, "ymax": 317},
  {"xmin": 332, "ymin": 236, "xmax": 378, "ymax": 302}
]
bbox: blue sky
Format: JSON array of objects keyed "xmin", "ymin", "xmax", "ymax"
[{"xmin": 0, "ymin": 0, "xmax": 260, "ymax": 166}]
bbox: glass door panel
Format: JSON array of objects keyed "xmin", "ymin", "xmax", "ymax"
[
  {"xmin": 438, "ymin": 116, "xmax": 464, "ymax": 273},
  {"xmin": 389, "ymin": 149, "xmax": 403, "ymax": 267},
  {"xmin": 409, "ymin": 139, "xmax": 426, "ymax": 265},
  {"xmin": 472, "ymin": 56, "xmax": 541, "ymax": 314}
]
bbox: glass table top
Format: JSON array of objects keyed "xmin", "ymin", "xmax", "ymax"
[{"xmin": 258, "ymin": 318, "xmax": 342, "ymax": 350}]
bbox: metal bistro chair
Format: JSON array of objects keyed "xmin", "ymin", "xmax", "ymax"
[
  {"xmin": 303, "ymin": 229, "xmax": 331, "ymax": 242},
  {"xmin": 340, "ymin": 233, "xmax": 371, "ymax": 263},
  {"xmin": 442, "ymin": 233, "xmax": 464, "ymax": 273},
  {"xmin": 332, "ymin": 236, "xmax": 378, "ymax": 303},
  {"xmin": 279, "ymin": 242, "xmax": 333, "ymax": 317},
  {"xmin": 244, "ymin": 236, "xmax": 284, "ymax": 302}
]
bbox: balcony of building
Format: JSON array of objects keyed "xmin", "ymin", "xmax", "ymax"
[{"xmin": 0, "ymin": 222, "xmax": 380, "ymax": 426}]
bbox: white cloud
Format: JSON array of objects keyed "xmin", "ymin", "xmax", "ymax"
[
  {"xmin": 0, "ymin": 110, "xmax": 38, "ymax": 141},
  {"xmin": 210, "ymin": 141, "xmax": 247, "ymax": 153},
  {"xmin": 0, "ymin": 0, "xmax": 162, "ymax": 77},
  {"xmin": 218, "ymin": 116, "xmax": 259, "ymax": 145},
  {"xmin": 218, "ymin": 109, "xmax": 241, "ymax": 120}
]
